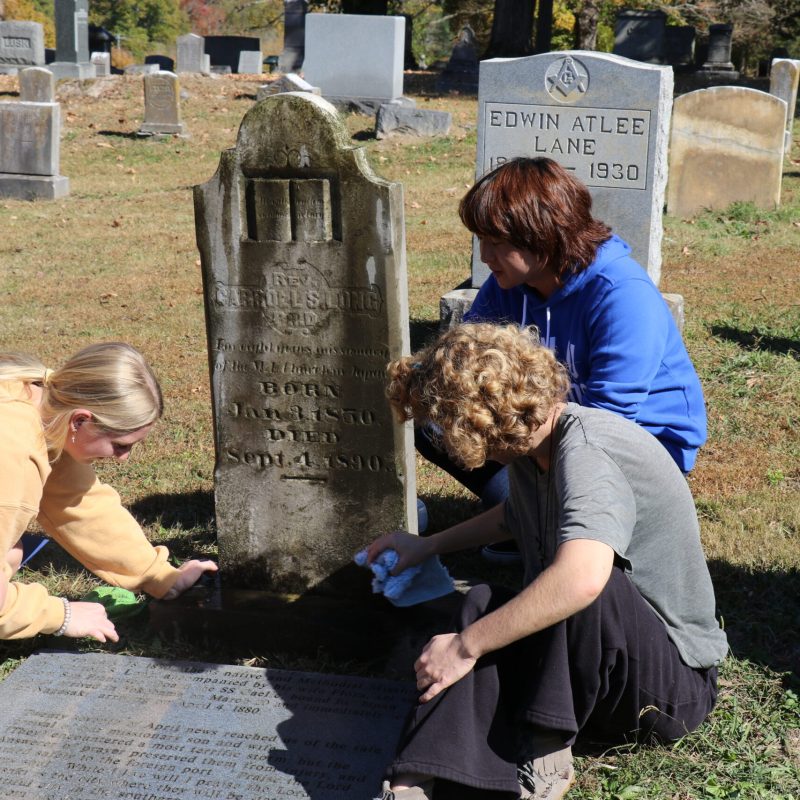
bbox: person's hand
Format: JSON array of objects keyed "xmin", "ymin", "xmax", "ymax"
[
  {"xmin": 65, "ymin": 601, "xmax": 119, "ymax": 642},
  {"xmin": 366, "ymin": 530, "xmax": 434, "ymax": 574},
  {"xmin": 415, "ymin": 632, "xmax": 477, "ymax": 703},
  {"xmin": 162, "ymin": 559, "xmax": 219, "ymax": 600}
]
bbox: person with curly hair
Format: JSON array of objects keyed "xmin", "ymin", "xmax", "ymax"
[
  {"xmin": 368, "ymin": 324, "xmax": 727, "ymax": 800},
  {"xmin": 1, "ymin": 342, "xmax": 217, "ymax": 642},
  {"xmin": 416, "ymin": 157, "xmax": 706, "ymax": 561}
]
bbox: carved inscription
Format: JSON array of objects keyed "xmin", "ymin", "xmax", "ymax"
[
  {"xmin": 246, "ymin": 178, "xmax": 335, "ymax": 242},
  {"xmin": 0, "ymin": 653, "xmax": 414, "ymax": 800},
  {"xmin": 484, "ymin": 102, "xmax": 651, "ymax": 190}
]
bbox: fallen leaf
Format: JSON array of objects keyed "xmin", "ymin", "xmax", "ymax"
[
  {"xmin": 96, "ymin": 141, "xmax": 113, "ymax": 148},
  {"xmin": 682, "ymin": 246, "xmax": 691, "ymax": 256},
  {"xmin": 410, "ymin": 201, "xmax": 421, "ymax": 209},
  {"xmin": 111, "ymin": 219, "xmax": 122, "ymax": 228},
  {"xmin": 99, "ymin": 292, "xmax": 118, "ymax": 303}
]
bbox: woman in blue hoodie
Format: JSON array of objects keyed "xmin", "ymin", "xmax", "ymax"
[{"xmin": 417, "ymin": 158, "xmax": 706, "ymax": 556}]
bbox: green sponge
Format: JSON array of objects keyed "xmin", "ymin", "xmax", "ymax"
[{"xmin": 82, "ymin": 587, "xmax": 144, "ymax": 620}]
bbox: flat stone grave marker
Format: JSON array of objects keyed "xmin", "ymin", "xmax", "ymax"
[
  {"xmin": 303, "ymin": 13, "xmax": 405, "ymax": 103},
  {"xmin": 194, "ymin": 92, "xmax": 416, "ymax": 595},
  {"xmin": 0, "ymin": 651, "xmax": 414, "ymax": 799},
  {"xmin": 474, "ymin": 50, "xmax": 673, "ymax": 286},
  {"xmin": 19, "ymin": 66, "xmax": 55, "ymax": 102},
  {"xmin": 667, "ymin": 86, "xmax": 786, "ymax": 217}
]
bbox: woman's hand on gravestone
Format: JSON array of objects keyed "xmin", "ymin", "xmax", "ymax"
[
  {"xmin": 414, "ymin": 632, "xmax": 477, "ymax": 703},
  {"xmin": 366, "ymin": 531, "xmax": 434, "ymax": 575},
  {"xmin": 65, "ymin": 601, "xmax": 119, "ymax": 643},
  {"xmin": 162, "ymin": 559, "xmax": 219, "ymax": 600}
]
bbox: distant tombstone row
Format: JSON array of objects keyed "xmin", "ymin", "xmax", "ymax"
[
  {"xmin": 0, "ymin": 87, "xmax": 69, "ymax": 200},
  {"xmin": 0, "ymin": 20, "xmax": 45, "ymax": 75},
  {"xmin": 176, "ymin": 32, "xmax": 264, "ymax": 75}
]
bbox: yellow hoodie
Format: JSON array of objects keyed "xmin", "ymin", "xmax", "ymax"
[{"xmin": 0, "ymin": 381, "xmax": 180, "ymax": 638}]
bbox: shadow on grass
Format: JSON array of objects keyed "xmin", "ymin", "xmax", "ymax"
[
  {"xmin": 410, "ymin": 317, "xmax": 439, "ymax": 351},
  {"xmin": 129, "ymin": 489, "xmax": 215, "ymax": 547},
  {"xmin": 709, "ymin": 559, "xmax": 800, "ymax": 679},
  {"xmin": 710, "ymin": 323, "xmax": 800, "ymax": 357},
  {"xmin": 97, "ymin": 130, "xmax": 143, "ymax": 139}
]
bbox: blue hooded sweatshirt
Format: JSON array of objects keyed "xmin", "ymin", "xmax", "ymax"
[{"xmin": 465, "ymin": 235, "xmax": 706, "ymax": 472}]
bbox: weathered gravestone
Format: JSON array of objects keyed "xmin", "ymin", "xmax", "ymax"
[
  {"xmin": 194, "ymin": 92, "xmax": 416, "ymax": 596},
  {"xmin": 613, "ymin": 9, "xmax": 666, "ymax": 64},
  {"xmin": 18, "ymin": 66, "xmax": 55, "ymax": 102},
  {"xmin": 91, "ymin": 50, "xmax": 110, "ymax": 76},
  {"xmin": 204, "ymin": 35, "xmax": 260, "ymax": 74},
  {"xmin": 279, "ymin": 0, "xmax": 308, "ymax": 72},
  {"xmin": 435, "ymin": 25, "xmax": 480, "ymax": 94},
  {"xmin": 473, "ymin": 51, "xmax": 673, "ymax": 286},
  {"xmin": 0, "ymin": 652, "xmax": 415, "ymax": 799},
  {"xmin": 177, "ymin": 32, "xmax": 209, "ymax": 74},
  {"xmin": 0, "ymin": 20, "xmax": 45, "ymax": 75},
  {"xmin": 376, "ymin": 104, "xmax": 451, "ymax": 139},
  {"xmin": 257, "ymin": 71, "xmax": 320, "ymax": 101},
  {"xmin": 770, "ymin": 58, "xmax": 800, "ymax": 154},
  {"xmin": 663, "ymin": 26, "xmax": 695, "ymax": 69},
  {"xmin": 667, "ymin": 87, "xmax": 786, "ymax": 217},
  {"xmin": 50, "ymin": 0, "xmax": 95, "ymax": 80},
  {"xmin": 145, "ymin": 53, "xmax": 175, "ymax": 72},
  {"xmin": 139, "ymin": 70, "xmax": 185, "ymax": 136},
  {"xmin": 0, "ymin": 100, "xmax": 70, "ymax": 199},
  {"xmin": 237, "ymin": 48, "xmax": 263, "ymax": 75},
  {"xmin": 303, "ymin": 14, "xmax": 405, "ymax": 106},
  {"xmin": 699, "ymin": 23, "xmax": 737, "ymax": 77}
]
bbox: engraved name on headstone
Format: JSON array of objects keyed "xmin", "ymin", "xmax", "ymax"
[
  {"xmin": 194, "ymin": 93, "xmax": 416, "ymax": 594},
  {"xmin": 139, "ymin": 70, "xmax": 185, "ymax": 136},
  {"xmin": 0, "ymin": 652, "xmax": 414, "ymax": 799},
  {"xmin": 474, "ymin": 51, "xmax": 673, "ymax": 286}
]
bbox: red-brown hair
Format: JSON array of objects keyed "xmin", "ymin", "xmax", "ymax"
[{"xmin": 459, "ymin": 158, "xmax": 612, "ymax": 279}]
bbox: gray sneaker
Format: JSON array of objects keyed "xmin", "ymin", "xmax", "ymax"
[
  {"xmin": 374, "ymin": 778, "xmax": 434, "ymax": 800},
  {"xmin": 517, "ymin": 745, "xmax": 575, "ymax": 799}
]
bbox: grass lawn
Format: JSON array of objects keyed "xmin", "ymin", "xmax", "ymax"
[{"xmin": 0, "ymin": 70, "xmax": 798, "ymax": 798}]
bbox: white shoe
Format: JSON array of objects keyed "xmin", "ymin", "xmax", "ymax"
[{"xmin": 517, "ymin": 746, "xmax": 575, "ymax": 799}]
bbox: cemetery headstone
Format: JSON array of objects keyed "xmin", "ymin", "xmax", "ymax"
[
  {"xmin": 770, "ymin": 58, "xmax": 800, "ymax": 154},
  {"xmin": 613, "ymin": 9, "xmax": 666, "ymax": 64},
  {"xmin": 435, "ymin": 25, "xmax": 480, "ymax": 94},
  {"xmin": 139, "ymin": 70, "xmax": 185, "ymax": 136},
  {"xmin": 90, "ymin": 50, "xmax": 110, "ymax": 76},
  {"xmin": 376, "ymin": 105, "xmax": 451, "ymax": 139},
  {"xmin": 50, "ymin": 0, "xmax": 95, "ymax": 79},
  {"xmin": 279, "ymin": 0, "xmax": 307, "ymax": 72},
  {"xmin": 0, "ymin": 651, "xmax": 415, "ymax": 800},
  {"xmin": 18, "ymin": 66, "xmax": 54, "ymax": 102},
  {"xmin": 177, "ymin": 32, "xmax": 208, "ymax": 75},
  {"xmin": 204, "ymin": 35, "xmax": 260, "ymax": 74},
  {"xmin": 145, "ymin": 53, "xmax": 175, "ymax": 72},
  {"xmin": 699, "ymin": 23, "xmax": 737, "ymax": 76},
  {"xmin": 237, "ymin": 48, "xmax": 263, "ymax": 75},
  {"xmin": 0, "ymin": 20, "xmax": 45, "ymax": 75},
  {"xmin": 256, "ymin": 71, "xmax": 320, "ymax": 101},
  {"xmin": 0, "ymin": 100, "xmax": 69, "ymax": 199},
  {"xmin": 303, "ymin": 13, "xmax": 405, "ymax": 104},
  {"xmin": 194, "ymin": 92, "xmax": 416, "ymax": 594},
  {"xmin": 125, "ymin": 63, "xmax": 158, "ymax": 75},
  {"xmin": 474, "ymin": 50, "xmax": 673, "ymax": 286},
  {"xmin": 663, "ymin": 25, "xmax": 695, "ymax": 69},
  {"xmin": 667, "ymin": 86, "xmax": 786, "ymax": 216}
]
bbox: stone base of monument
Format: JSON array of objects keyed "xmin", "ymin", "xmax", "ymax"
[
  {"xmin": 138, "ymin": 122, "xmax": 187, "ymax": 136},
  {"xmin": 0, "ymin": 173, "xmax": 69, "ymax": 200},
  {"xmin": 375, "ymin": 105, "xmax": 452, "ymax": 139},
  {"xmin": 149, "ymin": 570, "xmax": 461, "ymax": 676},
  {"xmin": 49, "ymin": 61, "xmax": 96, "ymax": 80}
]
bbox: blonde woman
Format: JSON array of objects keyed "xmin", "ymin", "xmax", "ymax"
[
  {"xmin": 1, "ymin": 342, "xmax": 217, "ymax": 642},
  {"xmin": 368, "ymin": 324, "xmax": 726, "ymax": 800}
]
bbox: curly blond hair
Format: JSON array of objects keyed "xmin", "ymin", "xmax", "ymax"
[{"xmin": 387, "ymin": 323, "xmax": 569, "ymax": 469}]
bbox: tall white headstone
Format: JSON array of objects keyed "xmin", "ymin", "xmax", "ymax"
[{"xmin": 474, "ymin": 51, "xmax": 673, "ymax": 286}]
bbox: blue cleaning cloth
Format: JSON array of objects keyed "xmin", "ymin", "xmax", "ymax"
[{"xmin": 354, "ymin": 548, "xmax": 455, "ymax": 607}]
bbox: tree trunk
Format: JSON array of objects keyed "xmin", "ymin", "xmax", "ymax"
[
  {"xmin": 485, "ymin": 0, "xmax": 535, "ymax": 58},
  {"xmin": 574, "ymin": 0, "xmax": 601, "ymax": 51}
]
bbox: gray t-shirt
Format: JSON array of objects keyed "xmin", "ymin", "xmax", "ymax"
[{"xmin": 505, "ymin": 403, "xmax": 728, "ymax": 669}]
